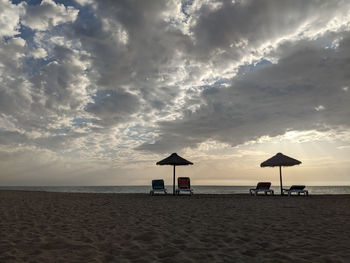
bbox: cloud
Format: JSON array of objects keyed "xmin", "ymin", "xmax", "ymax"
[
  {"xmin": 74, "ymin": 0, "xmax": 95, "ymax": 7},
  {"xmin": 2, "ymin": 1, "xmax": 350, "ymax": 154},
  {"xmin": 21, "ymin": 0, "xmax": 78, "ymax": 31},
  {"xmin": 86, "ymin": 90, "xmax": 140, "ymax": 127},
  {"xmin": 0, "ymin": 0, "xmax": 24, "ymax": 37},
  {"xmin": 67, "ymin": 0, "xmax": 192, "ymax": 115},
  {"xmin": 1, "ymin": 0, "xmax": 350, "ymax": 185},
  {"xmin": 30, "ymin": 47, "xmax": 48, "ymax": 59},
  {"xmin": 190, "ymin": 0, "xmax": 350, "ymax": 51},
  {"xmin": 0, "ymin": 37, "xmax": 34, "ymax": 133},
  {"xmin": 0, "ymin": 14, "xmax": 90, "ymax": 152},
  {"xmin": 182, "ymin": 0, "xmax": 350, "ymax": 71},
  {"xmin": 139, "ymin": 32, "xmax": 350, "ymax": 152}
]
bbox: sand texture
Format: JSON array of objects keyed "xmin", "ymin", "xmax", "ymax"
[{"xmin": 0, "ymin": 191, "xmax": 350, "ymax": 262}]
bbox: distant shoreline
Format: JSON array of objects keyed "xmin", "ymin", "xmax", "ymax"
[
  {"xmin": 1, "ymin": 185, "xmax": 349, "ymax": 195},
  {"xmin": 1, "ymin": 190, "xmax": 350, "ymax": 196}
]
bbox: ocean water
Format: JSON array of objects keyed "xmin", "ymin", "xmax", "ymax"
[{"xmin": 0, "ymin": 185, "xmax": 349, "ymax": 195}]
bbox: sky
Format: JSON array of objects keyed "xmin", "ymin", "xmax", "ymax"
[{"xmin": 0, "ymin": 0, "xmax": 349, "ymax": 186}]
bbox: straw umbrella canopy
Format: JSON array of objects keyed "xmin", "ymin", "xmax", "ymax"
[
  {"xmin": 156, "ymin": 153, "xmax": 193, "ymax": 195},
  {"xmin": 260, "ymin": 153, "xmax": 301, "ymax": 195}
]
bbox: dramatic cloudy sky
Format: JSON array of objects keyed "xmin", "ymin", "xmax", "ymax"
[{"xmin": 0, "ymin": 0, "xmax": 349, "ymax": 186}]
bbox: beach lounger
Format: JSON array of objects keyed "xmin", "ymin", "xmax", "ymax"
[
  {"xmin": 249, "ymin": 182, "xmax": 274, "ymax": 196},
  {"xmin": 283, "ymin": 185, "xmax": 308, "ymax": 196},
  {"xmin": 150, "ymin": 179, "xmax": 167, "ymax": 195},
  {"xmin": 175, "ymin": 177, "xmax": 193, "ymax": 196}
]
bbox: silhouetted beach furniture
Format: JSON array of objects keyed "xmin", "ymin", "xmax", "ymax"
[
  {"xmin": 175, "ymin": 177, "xmax": 193, "ymax": 195},
  {"xmin": 283, "ymin": 185, "xmax": 308, "ymax": 196},
  {"xmin": 150, "ymin": 179, "xmax": 167, "ymax": 195},
  {"xmin": 260, "ymin": 152, "xmax": 302, "ymax": 195},
  {"xmin": 156, "ymin": 153, "xmax": 193, "ymax": 195},
  {"xmin": 249, "ymin": 182, "xmax": 274, "ymax": 196}
]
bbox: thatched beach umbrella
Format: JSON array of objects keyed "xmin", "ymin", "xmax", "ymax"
[
  {"xmin": 156, "ymin": 153, "xmax": 193, "ymax": 195},
  {"xmin": 260, "ymin": 152, "xmax": 301, "ymax": 195}
]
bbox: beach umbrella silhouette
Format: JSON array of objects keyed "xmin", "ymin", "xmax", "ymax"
[
  {"xmin": 156, "ymin": 153, "xmax": 193, "ymax": 195},
  {"xmin": 260, "ymin": 153, "xmax": 301, "ymax": 195}
]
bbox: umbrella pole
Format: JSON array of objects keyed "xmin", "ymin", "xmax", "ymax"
[
  {"xmin": 279, "ymin": 166, "xmax": 283, "ymax": 196},
  {"xmin": 173, "ymin": 165, "xmax": 175, "ymax": 196}
]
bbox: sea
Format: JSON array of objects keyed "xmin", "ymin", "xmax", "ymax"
[{"xmin": 0, "ymin": 186, "xmax": 349, "ymax": 195}]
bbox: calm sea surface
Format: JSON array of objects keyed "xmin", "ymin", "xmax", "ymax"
[{"xmin": 0, "ymin": 186, "xmax": 349, "ymax": 195}]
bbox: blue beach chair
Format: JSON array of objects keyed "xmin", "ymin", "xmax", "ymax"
[
  {"xmin": 283, "ymin": 185, "xmax": 308, "ymax": 196},
  {"xmin": 249, "ymin": 182, "xmax": 274, "ymax": 196},
  {"xmin": 150, "ymin": 179, "xmax": 167, "ymax": 195}
]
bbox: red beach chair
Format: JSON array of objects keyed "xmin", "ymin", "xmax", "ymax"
[{"xmin": 175, "ymin": 177, "xmax": 193, "ymax": 196}]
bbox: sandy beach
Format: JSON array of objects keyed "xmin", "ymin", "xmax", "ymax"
[{"xmin": 0, "ymin": 191, "xmax": 349, "ymax": 262}]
